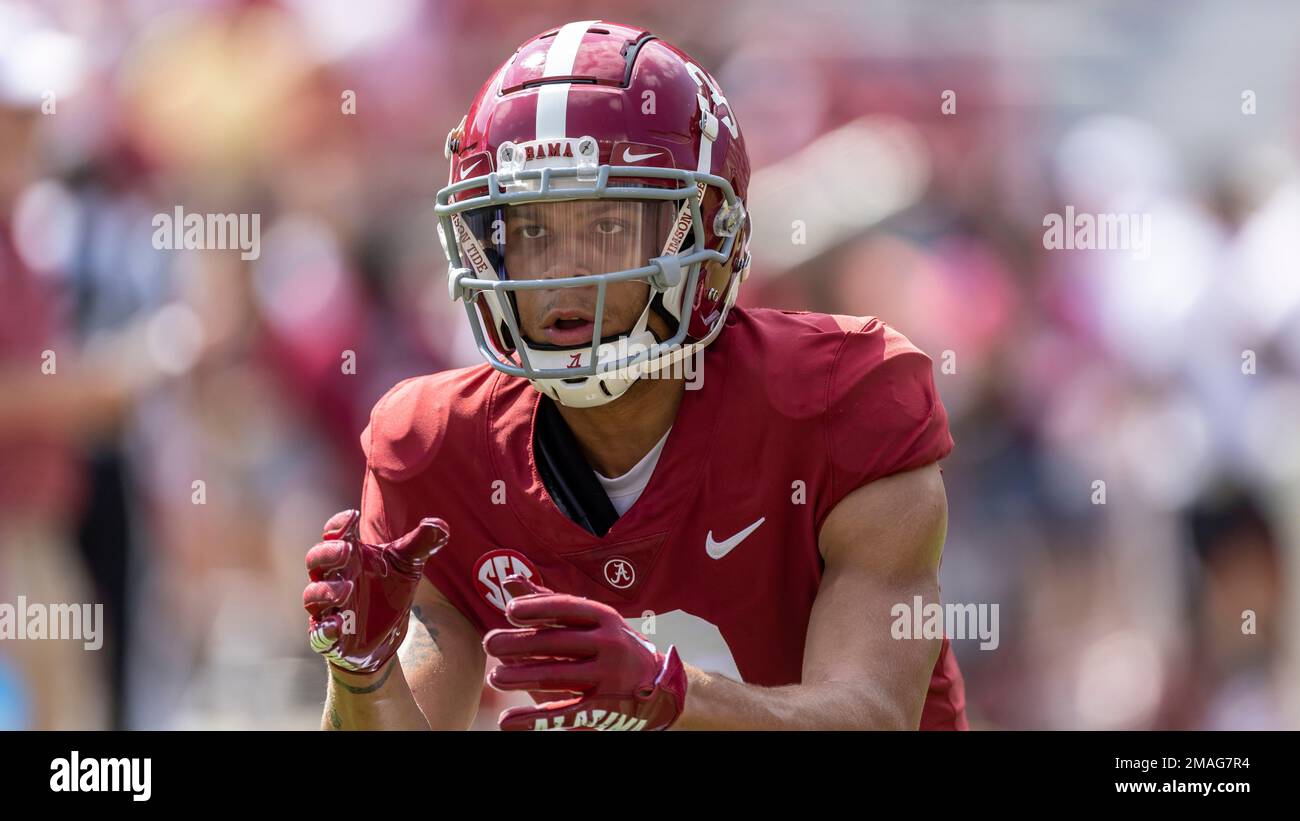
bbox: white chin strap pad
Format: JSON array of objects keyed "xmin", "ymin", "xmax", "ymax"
[
  {"xmin": 526, "ymin": 328, "xmax": 659, "ymax": 407},
  {"xmin": 522, "ymin": 291, "xmax": 663, "ymax": 407}
]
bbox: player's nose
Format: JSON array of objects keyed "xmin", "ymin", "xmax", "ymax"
[{"xmin": 538, "ymin": 258, "xmax": 596, "ymax": 281}]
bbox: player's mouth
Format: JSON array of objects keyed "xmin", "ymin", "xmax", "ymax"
[{"xmin": 540, "ymin": 308, "xmax": 598, "ymax": 346}]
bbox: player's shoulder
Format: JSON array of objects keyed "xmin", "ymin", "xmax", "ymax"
[
  {"xmin": 361, "ymin": 364, "xmax": 500, "ymax": 481},
  {"xmin": 722, "ymin": 306, "xmax": 936, "ymax": 395},
  {"xmin": 724, "ymin": 309, "xmax": 950, "ymax": 506}
]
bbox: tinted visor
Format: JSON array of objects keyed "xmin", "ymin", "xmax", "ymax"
[{"xmin": 459, "ymin": 198, "xmax": 679, "ymax": 281}]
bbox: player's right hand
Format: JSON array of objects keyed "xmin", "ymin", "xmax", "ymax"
[{"xmin": 303, "ymin": 510, "xmax": 449, "ymax": 675}]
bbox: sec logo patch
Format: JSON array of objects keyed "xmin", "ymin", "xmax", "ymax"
[{"xmin": 474, "ymin": 549, "xmax": 541, "ymax": 613}]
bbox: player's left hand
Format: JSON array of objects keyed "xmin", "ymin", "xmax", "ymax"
[{"xmin": 483, "ymin": 575, "xmax": 687, "ymax": 731}]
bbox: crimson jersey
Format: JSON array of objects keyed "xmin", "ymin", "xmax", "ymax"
[{"xmin": 359, "ymin": 306, "xmax": 967, "ymax": 729}]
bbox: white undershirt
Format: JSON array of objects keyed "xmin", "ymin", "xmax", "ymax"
[{"xmin": 593, "ymin": 427, "xmax": 672, "ymax": 517}]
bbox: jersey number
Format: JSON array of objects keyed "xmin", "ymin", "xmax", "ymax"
[{"xmin": 623, "ymin": 609, "xmax": 741, "ymax": 680}]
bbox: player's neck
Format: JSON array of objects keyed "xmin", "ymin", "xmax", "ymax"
[{"xmin": 554, "ymin": 375, "xmax": 685, "ymax": 478}]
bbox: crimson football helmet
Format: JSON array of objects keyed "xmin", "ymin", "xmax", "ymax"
[{"xmin": 436, "ymin": 20, "xmax": 751, "ymax": 407}]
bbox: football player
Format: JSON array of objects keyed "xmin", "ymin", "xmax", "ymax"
[{"xmin": 303, "ymin": 20, "xmax": 967, "ymax": 731}]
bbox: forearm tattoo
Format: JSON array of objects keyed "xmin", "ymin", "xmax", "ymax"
[
  {"xmin": 330, "ymin": 658, "xmax": 397, "ymax": 695},
  {"xmin": 400, "ymin": 605, "xmax": 443, "ymax": 668}
]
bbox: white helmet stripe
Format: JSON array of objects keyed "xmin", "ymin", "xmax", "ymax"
[
  {"xmin": 535, "ymin": 20, "xmax": 596, "ymax": 139},
  {"xmin": 535, "ymin": 83, "xmax": 571, "ymax": 140},
  {"xmin": 543, "ymin": 21, "xmax": 594, "ymax": 76}
]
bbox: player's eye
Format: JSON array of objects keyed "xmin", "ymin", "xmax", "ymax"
[
  {"xmin": 591, "ymin": 218, "xmax": 626, "ymax": 237},
  {"xmin": 517, "ymin": 224, "xmax": 547, "ymax": 240}
]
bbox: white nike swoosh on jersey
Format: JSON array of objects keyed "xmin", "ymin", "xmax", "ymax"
[
  {"xmin": 459, "ymin": 158, "xmax": 484, "ymax": 179},
  {"xmin": 621, "ymin": 148, "xmax": 661, "ymax": 163},
  {"xmin": 705, "ymin": 517, "xmax": 766, "ymax": 560}
]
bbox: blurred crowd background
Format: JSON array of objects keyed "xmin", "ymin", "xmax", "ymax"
[{"xmin": 1, "ymin": 0, "xmax": 1298, "ymax": 730}]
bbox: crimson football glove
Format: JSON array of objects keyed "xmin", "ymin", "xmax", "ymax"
[
  {"xmin": 303, "ymin": 509, "xmax": 449, "ymax": 674},
  {"xmin": 483, "ymin": 575, "xmax": 688, "ymax": 731}
]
